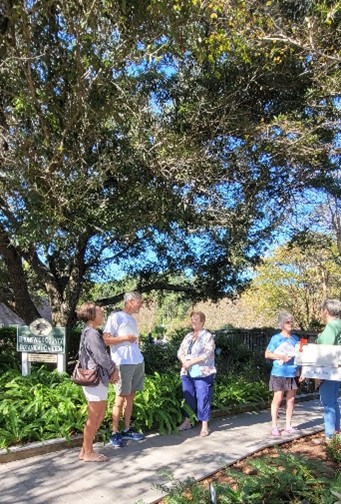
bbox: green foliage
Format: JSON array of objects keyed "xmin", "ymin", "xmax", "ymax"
[
  {"xmin": 326, "ymin": 434, "xmax": 341, "ymax": 464},
  {"xmin": 223, "ymin": 451, "xmax": 336, "ymax": 504},
  {"xmin": 0, "ymin": 353, "xmax": 271, "ymax": 448},
  {"xmin": 329, "ymin": 472, "xmax": 341, "ymax": 504},
  {"xmin": 159, "ymin": 452, "xmax": 339, "ymax": 504},
  {"xmin": 214, "ymin": 331, "xmax": 272, "ymax": 381},
  {"xmin": 142, "ymin": 329, "xmax": 186, "ymax": 375},
  {"xmin": 153, "ymin": 290, "xmax": 192, "ymax": 335},
  {"xmin": 241, "ymin": 236, "xmax": 341, "ymax": 329},
  {"xmin": 213, "ymin": 377, "xmax": 270, "ymax": 409},
  {"xmin": 1, "ymin": 0, "xmax": 339, "ymax": 329},
  {"xmin": 0, "ymin": 368, "xmax": 87, "ymax": 448},
  {"xmin": 143, "ymin": 340, "xmax": 180, "ymax": 376},
  {"xmin": 67, "ymin": 326, "xmax": 82, "ymax": 365},
  {"xmin": 153, "ymin": 472, "xmax": 209, "ymax": 504},
  {"xmin": 0, "ymin": 327, "xmax": 20, "ymax": 372},
  {"xmin": 0, "ymin": 369, "xmax": 183, "ymax": 448},
  {"xmin": 125, "ymin": 372, "xmax": 184, "ymax": 434}
]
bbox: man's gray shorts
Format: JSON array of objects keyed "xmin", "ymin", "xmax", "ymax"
[{"xmin": 115, "ymin": 362, "xmax": 145, "ymax": 396}]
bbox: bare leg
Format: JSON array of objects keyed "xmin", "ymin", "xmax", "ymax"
[
  {"xmin": 200, "ymin": 420, "xmax": 210, "ymax": 436},
  {"xmin": 271, "ymin": 391, "xmax": 284, "ymax": 428},
  {"xmin": 123, "ymin": 392, "xmax": 134, "ymax": 430},
  {"xmin": 81, "ymin": 401, "xmax": 107, "ymax": 460},
  {"xmin": 285, "ymin": 389, "xmax": 297, "ymax": 428},
  {"xmin": 112, "ymin": 395, "xmax": 126, "ymax": 432}
]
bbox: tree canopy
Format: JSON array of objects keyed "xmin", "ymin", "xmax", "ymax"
[
  {"xmin": 242, "ymin": 232, "xmax": 341, "ymax": 329},
  {"xmin": 0, "ymin": 0, "xmax": 339, "ymax": 334}
]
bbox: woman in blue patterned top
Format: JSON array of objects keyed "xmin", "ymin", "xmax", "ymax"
[{"xmin": 265, "ymin": 312, "xmax": 300, "ymax": 437}]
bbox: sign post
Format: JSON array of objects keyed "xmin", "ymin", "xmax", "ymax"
[
  {"xmin": 17, "ymin": 318, "xmax": 66, "ymax": 376},
  {"xmin": 21, "ymin": 352, "xmax": 31, "ymax": 377}
]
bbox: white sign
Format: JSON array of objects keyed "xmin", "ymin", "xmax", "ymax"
[
  {"xmin": 28, "ymin": 353, "xmax": 58, "ymax": 363},
  {"xmin": 18, "ymin": 319, "xmax": 66, "ymax": 376},
  {"xmin": 295, "ymin": 344, "xmax": 341, "ymax": 381}
]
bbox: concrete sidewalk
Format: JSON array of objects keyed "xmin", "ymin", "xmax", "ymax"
[{"xmin": 0, "ymin": 399, "xmax": 324, "ymax": 504}]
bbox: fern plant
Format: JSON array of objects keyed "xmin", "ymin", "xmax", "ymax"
[{"xmin": 224, "ymin": 451, "xmax": 334, "ymax": 504}]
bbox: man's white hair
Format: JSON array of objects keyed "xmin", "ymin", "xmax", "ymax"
[
  {"xmin": 123, "ymin": 291, "xmax": 142, "ymax": 304},
  {"xmin": 321, "ymin": 299, "xmax": 341, "ymax": 317}
]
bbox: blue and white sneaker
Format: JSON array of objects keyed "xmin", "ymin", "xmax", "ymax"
[
  {"xmin": 121, "ymin": 428, "xmax": 145, "ymax": 441},
  {"xmin": 110, "ymin": 432, "xmax": 124, "ymax": 448}
]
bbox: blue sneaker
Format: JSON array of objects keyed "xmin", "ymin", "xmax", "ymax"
[
  {"xmin": 121, "ymin": 428, "xmax": 145, "ymax": 441},
  {"xmin": 110, "ymin": 432, "xmax": 124, "ymax": 448}
]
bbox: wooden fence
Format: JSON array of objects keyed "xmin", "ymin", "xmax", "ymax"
[{"xmin": 214, "ymin": 328, "xmax": 318, "ymax": 353}]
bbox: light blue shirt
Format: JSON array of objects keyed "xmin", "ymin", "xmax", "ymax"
[{"xmin": 267, "ymin": 333, "xmax": 300, "ymax": 378}]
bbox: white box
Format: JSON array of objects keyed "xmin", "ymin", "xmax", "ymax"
[{"xmin": 294, "ymin": 344, "xmax": 341, "ymax": 381}]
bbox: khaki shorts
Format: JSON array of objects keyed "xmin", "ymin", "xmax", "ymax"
[{"xmin": 115, "ymin": 362, "xmax": 145, "ymax": 396}]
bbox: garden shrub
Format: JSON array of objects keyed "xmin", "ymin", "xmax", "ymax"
[
  {"xmin": 122, "ymin": 372, "xmax": 185, "ymax": 433},
  {"xmin": 142, "ymin": 340, "xmax": 180, "ymax": 375},
  {"xmin": 326, "ymin": 434, "xmax": 341, "ymax": 463},
  {"xmin": 157, "ymin": 452, "xmax": 338, "ymax": 504},
  {"xmin": 0, "ymin": 326, "xmax": 20, "ymax": 372},
  {"xmin": 223, "ymin": 451, "xmax": 337, "ymax": 504},
  {"xmin": 213, "ymin": 377, "xmax": 270, "ymax": 409},
  {"xmin": 0, "ymin": 368, "xmax": 186, "ymax": 447},
  {"xmin": 142, "ymin": 328, "xmax": 187, "ymax": 376},
  {"xmin": 214, "ymin": 331, "xmax": 272, "ymax": 381},
  {"xmin": 0, "ymin": 368, "xmax": 87, "ymax": 448}
]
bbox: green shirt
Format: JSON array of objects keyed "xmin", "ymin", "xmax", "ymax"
[{"xmin": 317, "ymin": 318, "xmax": 341, "ymax": 346}]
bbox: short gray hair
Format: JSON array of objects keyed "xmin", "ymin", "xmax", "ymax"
[
  {"xmin": 278, "ymin": 311, "xmax": 294, "ymax": 328},
  {"xmin": 320, "ymin": 299, "xmax": 341, "ymax": 317},
  {"xmin": 123, "ymin": 291, "xmax": 142, "ymax": 304}
]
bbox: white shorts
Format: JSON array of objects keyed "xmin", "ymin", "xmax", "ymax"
[{"xmin": 82, "ymin": 382, "xmax": 108, "ymax": 402}]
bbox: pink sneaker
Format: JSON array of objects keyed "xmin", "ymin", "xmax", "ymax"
[
  {"xmin": 283, "ymin": 427, "xmax": 296, "ymax": 434},
  {"xmin": 271, "ymin": 428, "xmax": 281, "ymax": 437}
]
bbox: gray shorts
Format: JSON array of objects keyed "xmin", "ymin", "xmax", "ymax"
[
  {"xmin": 269, "ymin": 376, "xmax": 299, "ymax": 392},
  {"xmin": 115, "ymin": 362, "xmax": 145, "ymax": 396}
]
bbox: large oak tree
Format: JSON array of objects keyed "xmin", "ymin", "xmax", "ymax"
[{"xmin": 0, "ymin": 0, "xmax": 339, "ymax": 341}]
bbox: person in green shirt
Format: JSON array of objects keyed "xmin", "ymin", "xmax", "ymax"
[{"xmin": 317, "ymin": 299, "xmax": 341, "ymax": 441}]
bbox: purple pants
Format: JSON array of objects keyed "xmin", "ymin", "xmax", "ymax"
[{"xmin": 181, "ymin": 373, "xmax": 215, "ymax": 421}]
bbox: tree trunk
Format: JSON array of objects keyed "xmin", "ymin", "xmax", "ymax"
[{"xmin": 0, "ymin": 228, "xmax": 41, "ymax": 324}]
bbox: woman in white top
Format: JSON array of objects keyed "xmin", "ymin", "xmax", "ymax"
[{"xmin": 177, "ymin": 311, "xmax": 216, "ymax": 437}]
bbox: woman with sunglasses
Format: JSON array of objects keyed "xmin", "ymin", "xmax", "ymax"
[{"xmin": 265, "ymin": 312, "xmax": 300, "ymax": 437}]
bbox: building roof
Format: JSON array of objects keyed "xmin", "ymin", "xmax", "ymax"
[{"xmin": 0, "ymin": 303, "xmax": 52, "ymax": 326}]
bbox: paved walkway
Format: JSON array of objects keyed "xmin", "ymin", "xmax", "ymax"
[{"xmin": 0, "ymin": 399, "xmax": 324, "ymax": 504}]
